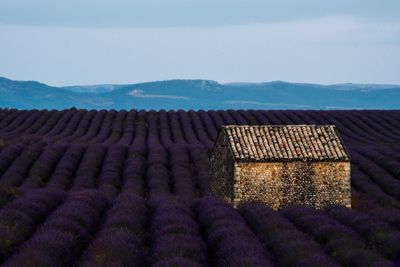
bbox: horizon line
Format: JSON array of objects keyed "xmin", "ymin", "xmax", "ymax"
[{"xmin": 2, "ymin": 76, "xmax": 400, "ymax": 88}]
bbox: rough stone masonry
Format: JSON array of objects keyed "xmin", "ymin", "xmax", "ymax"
[{"xmin": 210, "ymin": 125, "xmax": 351, "ymax": 209}]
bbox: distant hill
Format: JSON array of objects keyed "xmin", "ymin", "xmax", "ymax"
[{"xmin": 1, "ymin": 76, "xmax": 400, "ymax": 110}]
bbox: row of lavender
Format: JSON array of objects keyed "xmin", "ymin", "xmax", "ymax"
[
  {"xmin": 1, "ymin": 189, "xmax": 400, "ymax": 266},
  {"xmin": 1, "ymin": 142, "xmax": 400, "ymax": 219},
  {"xmin": 1, "ymin": 109, "xmax": 400, "ymax": 147},
  {"xmin": 1, "ymin": 142, "xmax": 400, "ymax": 204},
  {"xmin": 1, "ymin": 110, "xmax": 400, "ymax": 217},
  {"xmin": 1, "ymin": 109, "xmax": 400, "ymax": 265},
  {"xmin": 0, "ymin": 143, "xmax": 211, "ymax": 200}
]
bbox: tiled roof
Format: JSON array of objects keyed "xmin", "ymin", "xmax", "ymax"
[{"xmin": 221, "ymin": 125, "xmax": 349, "ymax": 162}]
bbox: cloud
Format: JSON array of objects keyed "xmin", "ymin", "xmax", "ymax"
[
  {"xmin": 128, "ymin": 89, "xmax": 189, "ymax": 99},
  {"xmin": 0, "ymin": 16, "xmax": 399, "ymax": 85},
  {"xmin": 0, "ymin": 1, "xmax": 399, "ymax": 27}
]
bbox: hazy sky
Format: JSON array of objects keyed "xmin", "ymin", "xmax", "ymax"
[{"xmin": 1, "ymin": 0, "xmax": 400, "ymax": 86}]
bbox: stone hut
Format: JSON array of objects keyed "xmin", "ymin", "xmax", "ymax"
[{"xmin": 210, "ymin": 125, "xmax": 351, "ymax": 209}]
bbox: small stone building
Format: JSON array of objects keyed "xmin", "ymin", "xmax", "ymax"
[{"xmin": 210, "ymin": 125, "xmax": 351, "ymax": 209}]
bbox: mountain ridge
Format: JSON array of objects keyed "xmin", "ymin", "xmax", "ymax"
[{"xmin": 1, "ymin": 76, "xmax": 400, "ymax": 110}]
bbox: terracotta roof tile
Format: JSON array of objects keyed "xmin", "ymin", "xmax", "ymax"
[{"xmin": 222, "ymin": 125, "xmax": 349, "ymax": 162}]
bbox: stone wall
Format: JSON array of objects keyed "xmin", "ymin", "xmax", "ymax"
[
  {"xmin": 233, "ymin": 162, "xmax": 283, "ymax": 209},
  {"xmin": 312, "ymin": 162, "xmax": 351, "ymax": 208},
  {"xmin": 210, "ymin": 134, "xmax": 235, "ymax": 203},
  {"xmin": 233, "ymin": 161, "xmax": 351, "ymax": 209}
]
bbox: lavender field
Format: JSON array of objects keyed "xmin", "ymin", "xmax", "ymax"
[{"xmin": 0, "ymin": 109, "xmax": 400, "ymax": 266}]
